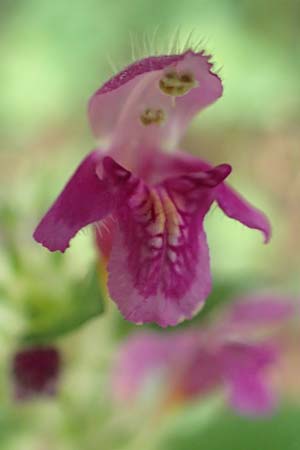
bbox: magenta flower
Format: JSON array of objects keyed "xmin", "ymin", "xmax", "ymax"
[
  {"xmin": 12, "ymin": 346, "xmax": 61, "ymax": 400},
  {"xmin": 113, "ymin": 294, "xmax": 295, "ymax": 415},
  {"xmin": 34, "ymin": 50, "xmax": 270, "ymax": 326}
]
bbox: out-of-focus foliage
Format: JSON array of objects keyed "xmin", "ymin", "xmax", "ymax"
[
  {"xmin": 0, "ymin": 203, "xmax": 105, "ymax": 345},
  {"xmin": 0, "ymin": 0, "xmax": 299, "ymax": 449},
  {"xmin": 159, "ymin": 404, "xmax": 300, "ymax": 450}
]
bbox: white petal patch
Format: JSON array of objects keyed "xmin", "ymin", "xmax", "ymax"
[
  {"xmin": 167, "ymin": 249, "xmax": 177, "ymax": 263},
  {"xmin": 149, "ymin": 236, "xmax": 163, "ymax": 248}
]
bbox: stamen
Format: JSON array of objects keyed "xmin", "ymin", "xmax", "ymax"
[
  {"xmin": 159, "ymin": 70, "xmax": 197, "ymax": 97},
  {"xmin": 140, "ymin": 108, "xmax": 166, "ymax": 126}
]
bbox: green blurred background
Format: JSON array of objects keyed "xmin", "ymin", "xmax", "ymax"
[{"xmin": 0, "ymin": 0, "xmax": 300, "ymax": 449}]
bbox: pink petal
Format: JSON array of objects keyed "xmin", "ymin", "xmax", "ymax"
[
  {"xmin": 88, "ymin": 51, "xmax": 222, "ymax": 161},
  {"xmin": 33, "ymin": 150, "xmax": 112, "ymax": 252},
  {"xmin": 180, "ymin": 348, "xmax": 222, "ymax": 397},
  {"xmin": 147, "ymin": 150, "xmax": 213, "ymax": 181},
  {"xmin": 113, "ymin": 330, "xmax": 222, "ymax": 402},
  {"xmin": 108, "ymin": 227, "xmax": 211, "ymax": 326},
  {"xmin": 95, "ymin": 152, "xmax": 230, "ymax": 259},
  {"xmin": 227, "ymin": 294, "xmax": 295, "ymax": 326},
  {"xmin": 144, "ymin": 150, "xmax": 272, "ymax": 243},
  {"xmin": 216, "ymin": 183, "xmax": 271, "ymax": 243},
  {"xmin": 94, "ymin": 216, "xmax": 116, "ymax": 260},
  {"xmin": 112, "ymin": 332, "xmax": 173, "ymax": 401},
  {"xmin": 107, "ymin": 163, "xmax": 230, "ymax": 326},
  {"xmin": 131, "ymin": 149, "xmax": 212, "ymax": 187},
  {"xmin": 221, "ymin": 342, "xmax": 277, "ymax": 415},
  {"xmin": 228, "ymin": 372, "xmax": 276, "ymax": 415}
]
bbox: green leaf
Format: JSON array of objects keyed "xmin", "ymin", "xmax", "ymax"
[
  {"xmin": 159, "ymin": 404, "xmax": 300, "ymax": 450},
  {"xmin": 23, "ymin": 265, "xmax": 105, "ymax": 344}
]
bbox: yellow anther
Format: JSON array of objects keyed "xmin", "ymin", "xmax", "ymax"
[
  {"xmin": 159, "ymin": 70, "xmax": 197, "ymax": 97},
  {"xmin": 140, "ymin": 108, "xmax": 166, "ymax": 126}
]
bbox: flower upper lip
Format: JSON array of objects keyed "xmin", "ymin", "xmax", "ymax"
[{"xmin": 88, "ymin": 51, "xmax": 222, "ymax": 153}]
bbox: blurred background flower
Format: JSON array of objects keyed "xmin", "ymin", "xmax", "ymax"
[
  {"xmin": 112, "ymin": 294, "xmax": 296, "ymax": 416},
  {"xmin": 0, "ymin": 0, "xmax": 299, "ymax": 448}
]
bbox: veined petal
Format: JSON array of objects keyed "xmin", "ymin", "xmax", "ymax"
[
  {"xmin": 88, "ymin": 51, "xmax": 222, "ymax": 157},
  {"xmin": 108, "ymin": 227, "xmax": 211, "ymax": 326},
  {"xmin": 221, "ymin": 342, "xmax": 277, "ymax": 415},
  {"xmin": 147, "ymin": 150, "xmax": 271, "ymax": 243},
  {"xmin": 107, "ymin": 161, "xmax": 231, "ymax": 326},
  {"xmin": 33, "ymin": 151, "xmax": 112, "ymax": 252},
  {"xmin": 95, "ymin": 151, "xmax": 229, "ymax": 259},
  {"xmin": 95, "ymin": 156, "xmax": 149, "ymax": 258}
]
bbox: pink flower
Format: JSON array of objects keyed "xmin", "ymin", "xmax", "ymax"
[
  {"xmin": 113, "ymin": 294, "xmax": 295, "ymax": 415},
  {"xmin": 34, "ymin": 50, "xmax": 270, "ymax": 326},
  {"xmin": 12, "ymin": 346, "xmax": 61, "ymax": 400}
]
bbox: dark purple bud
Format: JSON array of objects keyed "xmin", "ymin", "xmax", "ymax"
[{"xmin": 12, "ymin": 346, "xmax": 61, "ymax": 400}]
